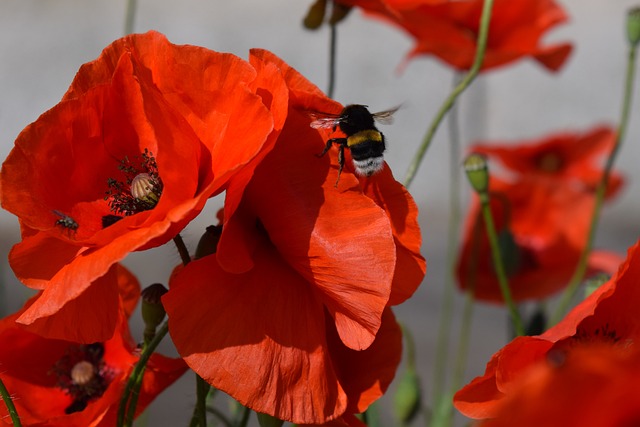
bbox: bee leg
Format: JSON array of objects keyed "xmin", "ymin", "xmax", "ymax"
[
  {"xmin": 317, "ymin": 139, "xmax": 335, "ymax": 157},
  {"xmin": 335, "ymin": 145, "xmax": 345, "ymax": 187}
]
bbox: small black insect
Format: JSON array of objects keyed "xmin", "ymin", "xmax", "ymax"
[
  {"xmin": 310, "ymin": 104, "xmax": 399, "ymax": 186},
  {"xmin": 53, "ymin": 210, "xmax": 78, "ymax": 231}
]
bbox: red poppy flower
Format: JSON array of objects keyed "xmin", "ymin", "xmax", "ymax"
[
  {"xmin": 456, "ymin": 126, "xmax": 623, "ymax": 302},
  {"xmin": 0, "ymin": 265, "xmax": 187, "ymax": 426},
  {"xmin": 162, "ymin": 49, "xmax": 426, "ymax": 424},
  {"xmin": 0, "ymin": 31, "xmax": 278, "ymax": 342},
  {"xmin": 472, "ymin": 125, "xmax": 623, "ymax": 196},
  {"xmin": 336, "ymin": 0, "xmax": 572, "ymax": 72},
  {"xmin": 454, "ymin": 238, "xmax": 640, "ymax": 420},
  {"xmin": 456, "ymin": 177, "xmax": 615, "ymax": 302},
  {"xmin": 479, "ymin": 345, "xmax": 640, "ymax": 427}
]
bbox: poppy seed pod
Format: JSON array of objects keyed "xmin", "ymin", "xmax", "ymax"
[
  {"xmin": 627, "ymin": 7, "xmax": 640, "ymax": 47},
  {"xmin": 464, "ymin": 153, "xmax": 490, "ymax": 195}
]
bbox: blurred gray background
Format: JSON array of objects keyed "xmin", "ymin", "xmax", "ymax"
[{"xmin": 1, "ymin": 0, "xmax": 639, "ymax": 425}]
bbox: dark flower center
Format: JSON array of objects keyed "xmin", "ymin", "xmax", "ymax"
[
  {"xmin": 105, "ymin": 149, "xmax": 163, "ymax": 216},
  {"xmin": 50, "ymin": 343, "xmax": 115, "ymax": 414},
  {"xmin": 536, "ymin": 152, "xmax": 564, "ymax": 172},
  {"xmin": 575, "ymin": 323, "xmax": 622, "ymax": 344}
]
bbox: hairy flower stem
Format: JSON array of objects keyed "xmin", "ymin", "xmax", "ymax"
[
  {"xmin": 452, "ymin": 289, "xmax": 475, "ymax": 392},
  {"xmin": 189, "ymin": 375, "xmax": 210, "ymax": 427},
  {"xmin": 551, "ymin": 42, "xmax": 638, "ymax": 325},
  {"xmin": 124, "ymin": 0, "xmax": 137, "ymax": 35},
  {"xmin": 327, "ymin": 23, "xmax": 338, "ymax": 99},
  {"xmin": 403, "ymin": 0, "xmax": 495, "ymax": 188},
  {"xmin": 118, "ymin": 236, "xmax": 191, "ymax": 427},
  {"xmin": 236, "ymin": 406, "xmax": 251, "ymax": 427},
  {"xmin": 117, "ymin": 321, "xmax": 170, "ymax": 427},
  {"xmin": 0, "ymin": 376, "xmax": 21, "ymax": 427},
  {"xmin": 479, "ymin": 193, "xmax": 525, "ymax": 336},
  {"xmin": 431, "ymin": 73, "xmax": 464, "ymax": 420},
  {"xmin": 174, "ymin": 234, "xmax": 192, "ymax": 266}
]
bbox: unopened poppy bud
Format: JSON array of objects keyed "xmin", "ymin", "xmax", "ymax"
[
  {"xmin": 256, "ymin": 412, "xmax": 284, "ymax": 427},
  {"xmin": 627, "ymin": 7, "xmax": 640, "ymax": 46},
  {"xmin": 464, "ymin": 153, "xmax": 489, "ymax": 194},
  {"xmin": 195, "ymin": 225, "xmax": 223, "ymax": 260},
  {"xmin": 70, "ymin": 360, "xmax": 95, "ymax": 386},
  {"xmin": 131, "ymin": 173, "xmax": 160, "ymax": 207},
  {"xmin": 141, "ymin": 283, "xmax": 168, "ymax": 345},
  {"xmin": 329, "ymin": 3, "xmax": 352, "ymax": 25},
  {"xmin": 393, "ymin": 366, "xmax": 422, "ymax": 424},
  {"xmin": 303, "ymin": 0, "xmax": 327, "ymax": 29}
]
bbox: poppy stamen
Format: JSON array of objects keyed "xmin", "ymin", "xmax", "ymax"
[
  {"xmin": 50, "ymin": 343, "xmax": 115, "ymax": 414},
  {"xmin": 536, "ymin": 152, "xmax": 564, "ymax": 172},
  {"xmin": 105, "ymin": 149, "xmax": 163, "ymax": 216}
]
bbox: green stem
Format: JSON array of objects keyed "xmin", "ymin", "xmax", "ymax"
[
  {"xmin": 205, "ymin": 406, "xmax": 234, "ymax": 427},
  {"xmin": 189, "ymin": 374, "xmax": 210, "ymax": 427},
  {"xmin": 173, "ymin": 234, "xmax": 192, "ymax": 266},
  {"xmin": 551, "ymin": 44, "xmax": 637, "ymax": 324},
  {"xmin": 479, "ymin": 193, "xmax": 525, "ymax": 336},
  {"xmin": 431, "ymin": 72, "xmax": 463, "ymax": 410},
  {"xmin": 451, "ymin": 289, "xmax": 475, "ymax": 390},
  {"xmin": 0, "ymin": 376, "xmax": 21, "ymax": 427},
  {"xmin": 117, "ymin": 321, "xmax": 170, "ymax": 427},
  {"xmin": 403, "ymin": 0, "xmax": 494, "ymax": 188},
  {"xmin": 235, "ymin": 406, "xmax": 251, "ymax": 427},
  {"xmin": 327, "ymin": 23, "xmax": 337, "ymax": 98},
  {"xmin": 124, "ymin": 0, "xmax": 137, "ymax": 35}
]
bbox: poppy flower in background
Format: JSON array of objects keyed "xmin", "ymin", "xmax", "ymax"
[
  {"xmin": 0, "ymin": 31, "xmax": 279, "ymax": 342},
  {"xmin": 335, "ymin": 0, "xmax": 573, "ymax": 72},
  {"xmin": 479, "ymin": 345, "xmax": 640, "ymax": 427},
  {"xmin": 456, "ymin": 178, "xmax": 617, "ymax": 302},
  {"xmin": 0, "ymin": 265, "xmax": 187, "ymax": 426},
  {"xmin": 162, "ymin": 49, "xmax": 426, "ymax": 424},
  {"xmin": 454, "ymin": 238, "xmax": 640, "ymax": 421},
  {"xmin": 472, "ymin": 126, "xmax": 624, "ymax": 196},
  {"xmin": 456, "ymin": 126, "xmax": 623, "ymax": 303}
]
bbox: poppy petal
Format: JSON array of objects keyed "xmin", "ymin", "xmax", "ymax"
[{"xmin": 164, "ymin": 244, "xmax": 349, "ymax": 424}]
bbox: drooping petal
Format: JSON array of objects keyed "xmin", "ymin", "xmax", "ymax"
[{"xmin": 164, "ymin": 243, "xmax": 348, "ymax": 424}]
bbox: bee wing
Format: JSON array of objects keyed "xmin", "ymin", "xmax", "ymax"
[
  {"xmin": 372, "ymin": 105, "xmax": 401, "ymax": 125},
  {"xmin": 309, "ymin": 116, "xmax": 342, "ymax": 129}
]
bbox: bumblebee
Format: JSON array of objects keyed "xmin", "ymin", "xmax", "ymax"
[
  {"xmin": 310, "ymin": 104, "xmax": 398, "ymax": 186},
  {"xmin": 53, "ymin": 210, "xmax": 78, "ymax": 231}
]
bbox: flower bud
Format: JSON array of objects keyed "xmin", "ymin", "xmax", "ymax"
[
  {"xmin": 627, "ymin": 7, "xmax": 640, "ymax": 47},
  {"xmin": 464, "ymin": 153, "xmax": 489, "ymax": 194},
  {"xmin": 394, "ymin": 366, "xmax": 422, "ymax": 424},
  {"xmin": 303, "ymin": 0, "xmax": 327, "ymax": 30},
  {"xmin": 195, "ymin": 225, "xmax": 223, "ymax": 260},
  {"xmin": 329, "ymin": 3, "xmax": 352, "ymax": 25},
  {"xmin": 141, "ymin": 283, "xmax": 168, "ymax": 345}
]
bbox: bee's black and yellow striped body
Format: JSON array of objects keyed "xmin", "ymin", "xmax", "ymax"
[{"xmin": 313, "ymin": 104, "xmax": 396, "ymax": 186}]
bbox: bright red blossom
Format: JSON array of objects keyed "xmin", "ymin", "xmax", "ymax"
[
  {"xmin": 481, "ymin": 345, "xmax": 640, "ymax": 427},
  {"xmin": 335, "ymin": 0, "xmax": 572, "ymax": 72},
  {"xmin": 0, "ymin": 265, "xmax": 186, "ymax": 426},
  {"xmin": 454, "ymin": 238, "xmax": 640, "ymax": 422},
  {"xmin": 456, "ymin": 126, "xmax": 622, "ymax": 302},
  {"xmin": 472, "ymin": 126, "xmax": 623, "ymax": 195},
  {"xmin": 162, "ymin": 50, "xmax": 426, "ymax": 424},
  {"xmin": 0, "ymin": 31, "xmax": 277, "ymax": 342}
]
